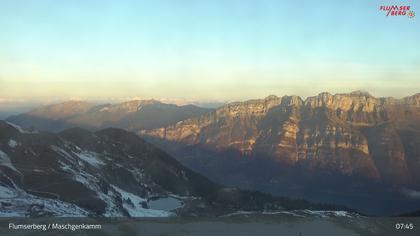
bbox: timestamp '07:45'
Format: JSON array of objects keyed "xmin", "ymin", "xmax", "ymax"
[{"xmin": 395, "ymin": 223, "xmax": 414, "ymax": 230}]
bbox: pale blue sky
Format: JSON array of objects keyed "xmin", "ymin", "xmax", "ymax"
[{"xmin": 0, "ymin": 0, "xmax": 419, "ymax": 103}]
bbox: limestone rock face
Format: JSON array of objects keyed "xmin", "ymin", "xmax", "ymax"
[{"xmin": 143, "ymin": 92, "xmax": 420, "ymax": 184}]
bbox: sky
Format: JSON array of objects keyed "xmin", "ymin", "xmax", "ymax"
[{"xmin": 0, "ymin": 0, "xmax": 419, "ymax": 106}]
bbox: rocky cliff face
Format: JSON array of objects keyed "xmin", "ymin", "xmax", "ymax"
[{"xmin": 143, "ymin": 91, "xmax": 420, "ymax": 186}]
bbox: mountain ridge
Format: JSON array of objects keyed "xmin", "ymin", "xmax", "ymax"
[
  {"xmin": 142, "ymin": 91, "xmax": 420, "ymax": 187},
  {"xmin": 4, "ymin": 91, "xmax": 420, "ymax": 215},
  {"xmin": 0, "ymin": 121, "xmax": 352, "ymax": 217},
  {"xmin": 7, "ymin": 100, "xmax": 212, "ymax": 132}
]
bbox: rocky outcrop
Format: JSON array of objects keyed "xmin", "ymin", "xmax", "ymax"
[{"xmin": 143, "ymin": 91, "xmax": 420, "ymax": 184}]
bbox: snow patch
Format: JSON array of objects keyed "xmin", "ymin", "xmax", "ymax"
[
  {"xmin": 51, "ymin": 146, "xmax": 75, "ymax": 163},
  {"xmin": 74, "ymin": 151, "xmax": 105, "ymax": 168},
  {"xmin": 0, "ymin": 150, "xmax": 18, "ymax": 172},
  {"xmin": 0, "ymin": 196, "xmax": 88, "ymax": 217},
  {"xmin": 68, "ymin": 167, "xmax": 124, "ymax": 217},
  {"xmin": 0, "ymin": 185, "xmax": 18, "ymax": 198},
  {"xmin": 221, "ymin": 210, "xmax": 356, "ymax": 218},
  {"xmin": 332, "ymin": 211, "xmax": 350, "ymax": 217},
  {"xmin": 301, "ymin": 210, "xmax": 354, "ymax": 218},
  {"xmin": 401, "ymin": 188, "xmax": 420, "ymax": 199},
  {"xmin": 111, "ymin": 185, "xmax": 173, "ymax": 217},
  {"xmin": 0, "ymin": 178, "xmax": 87, "ymax": 217},
  {"xmin": 5, "ymin": 121, "xmax": 38, "ymax": 134},
  {"xmin": 8, "ymin": 140, "xmax": 18, "ymax": 148}
]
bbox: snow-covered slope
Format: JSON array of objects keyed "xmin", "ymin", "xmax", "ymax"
[{"xmin": 0, "ymin": 122, "xmax": 204, "ymax": 217}]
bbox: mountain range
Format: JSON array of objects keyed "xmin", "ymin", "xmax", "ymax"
[
  {"xmin": 7, "ymin": 100, "xmax": 211, "ymax": 132},
  {"xmin": 0, "ymin": 121, "xmax": 348, "ymax": 217},
  {"xmin": 4, "ymin": 91, "xmax": 420, "ymax": 215},
  {"xmin": 140, "ymin": 91, "xmax": 420, "ymax": 215},
  {"xmin": 142, "ymin": 91, "xmax": 420, "ymax": 185}
]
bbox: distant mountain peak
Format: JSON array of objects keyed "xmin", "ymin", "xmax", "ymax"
[
  {"xmin": 349, "ymin": 90, "xmax": 372, "ymax": 97},
  {"xmin": 317, "ymin": 91, "xmax": 333, "ymax": 96},
  {"xmin": 281, "ymin": 95, "xmax": 303, "ymax": 106},
  {"xmin": 264, "ymin": 95, "xmax": 280, "ymax": 100},
  {"xmin": 7, "ymin": 99, "xmax": 213, "ymax": 132},
  {"xmin": 26, "ymin": 101, "xmax": 96, "ymax": 120},
  {"xmin": 107, "ymin": 99, "xmax": 163, "ymax": 112}
]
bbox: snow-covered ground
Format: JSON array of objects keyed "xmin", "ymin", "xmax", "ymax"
[
  {"xmin": 0, "ymin": 150, "xmax": 19, "ymax": 172},
  {"xmin": 0, "ymin": 185, "xmax": 18, "ymax": 198},
  {"xmin": 74, "ymin": 151, "xmax": 105, "ymax": 168},
  {"xmin": 111, "ymin": 185, "xmax": 173, "ymax": 217},
  {"xmin": 221, "ymin": 210, "xmax": 359, "ymax": 218},
  {"xmin": 0, "ymin": 196, "xmax": 89, "ymax": 217},
  {"xmin": 0, "ymin": 184, "xmax": 88, "ymax": 217},
  {"xmin": 5, "ymin": 121, "xmax": 38, "ymax": 134},
  {"xmin": 48, "ymin": 144, "xmax": 180, "ymax": 217}
]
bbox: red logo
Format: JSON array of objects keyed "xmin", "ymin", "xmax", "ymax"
[
  {"xmin": 379, "ymin": 5, "xmax": 415, "ymax": 18},
  {"xmin": 408, "ymin": 10, "xmax": 415, "ymax": 18}
]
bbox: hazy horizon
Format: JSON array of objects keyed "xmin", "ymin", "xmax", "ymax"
[
  {"xmin": 1, "ymin": 0, "xmax": 419, "ymax": 104},
  {"xmin": 1, "ymin": 89, "xmax": 419, "ymax": 110}
]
